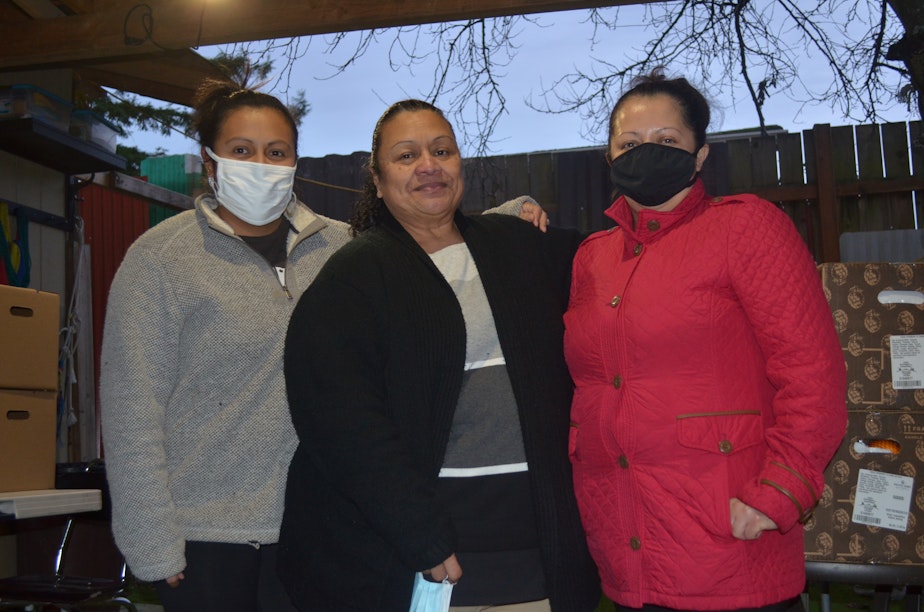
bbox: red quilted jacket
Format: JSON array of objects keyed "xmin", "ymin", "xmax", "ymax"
[{"xmin": 564, "ymin": 181, "xmax": 846, "ymax": 610}]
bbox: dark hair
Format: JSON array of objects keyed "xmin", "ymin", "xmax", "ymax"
[
  {"xmin": 607, "ymin": 68, "xmax": 711, "ymax": 154},
  {"xmin": 348, "ymin": 99, "xmax": 453, "ymax": 235},
  {"xmin": 190, "ymin": 78, "xmax": 299, "ymax": 153}
]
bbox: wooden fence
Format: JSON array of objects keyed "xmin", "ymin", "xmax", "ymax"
[{"xmin": 294, "ymin": 121, "xmax": 924, "ymax": 263}]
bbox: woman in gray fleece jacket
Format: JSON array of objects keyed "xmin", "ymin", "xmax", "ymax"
[
  {"xmin": 99, "ymin": 79, "xmax": 351, "ymax": 611},
  {"xmin": 100, "ymin": 79, "xmax": 542, "ymax": 612}
]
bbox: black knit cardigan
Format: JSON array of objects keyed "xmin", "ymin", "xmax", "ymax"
[{"xmin": 278, "ymin": 208, "xmax": 600, "ymax": 611}]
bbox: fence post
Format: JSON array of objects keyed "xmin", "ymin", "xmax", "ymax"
[{"xmin": 812, "ymin": 124, "xmax": 841, "ymax": 262}]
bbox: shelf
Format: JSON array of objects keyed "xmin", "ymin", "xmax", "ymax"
[{"xmin": 0, "ymin": 118, "xmax": 126, "ymax": 174}]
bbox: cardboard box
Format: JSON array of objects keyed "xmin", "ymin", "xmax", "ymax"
[
  {"xmin": 805, "ymin": 263, "xmax": 924, "ymax": 566},
  {"xmin": 0, "ymin": 389, "xmax": 56, "ymax": 493},
  {"xmin": 0, "ymin": 285, "xmax": 59, "ymax": 391}
]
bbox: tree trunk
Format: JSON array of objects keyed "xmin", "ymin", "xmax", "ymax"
[{"xmin": 886, "ymin": 0, "xmax": 924, "ymax": 129}]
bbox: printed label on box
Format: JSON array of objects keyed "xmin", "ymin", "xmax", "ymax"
[
  {"xmin": 851, "ymin": 468, "xmax": 913, "ymax": 531},
  {"xmin": 891, "ymin": 335, "xmax": 924, "ymax": 390}
]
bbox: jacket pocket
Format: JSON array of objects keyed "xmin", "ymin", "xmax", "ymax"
[
  {"xmin": 674, "ymin": 410, "xmax": 765, "ymax": 540},
  {"xmin": 676, "ymin": 410, "xmax": 763, "ymax": 456}
]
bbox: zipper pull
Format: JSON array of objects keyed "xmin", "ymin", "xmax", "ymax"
[{"xmin": 274, "ymin": 266, "xmax": 292, "ymax": 299}]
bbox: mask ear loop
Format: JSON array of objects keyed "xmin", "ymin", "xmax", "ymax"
[
  {"xmin": 686, "ymin": 145, "xmax": 706, "ymax": 187},
  {"xmin": 202, "ymin": 148, "xmax": 218, "ymax": 194}
]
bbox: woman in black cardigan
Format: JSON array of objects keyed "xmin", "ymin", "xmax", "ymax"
[{"xmin": 278, "ymin": 99, "xmax": 599, "ymax": 611}]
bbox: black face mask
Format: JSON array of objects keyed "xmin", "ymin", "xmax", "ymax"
[{"xmin": 609, "ymin": 143, "xmax": 699, "ymax": 207}]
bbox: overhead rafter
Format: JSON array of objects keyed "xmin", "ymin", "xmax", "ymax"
[
  {"xmin": 74, "ymin": 51, "xmax": 229, "ymax": 106},
  {"xmin": 0, "ymin": 0, "xmax": 655, "ymax": 71},
  {"xmin": 10, "ymin": 0, "xmax": 65, "ymax": 19}
]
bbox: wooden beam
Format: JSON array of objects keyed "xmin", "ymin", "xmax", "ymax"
[
  {"xmin": 0, "ymin": 0, "xmax": 657, "ymax": 71},
  {"xmin": 752, "ymin": 176, "xmax": 924, "ymax": 204},
  {"xmin": 10, "ymin": 0, "xmax": 65, "ymax": 19},
  {"xmin": 93, "ymin": 171, "xmax": 194, "ymax": 211},
  {"xmin": 813, "ymin": 124, "xmax": 842, "ymax": 263},
  {"xmin": 75, "ymin": 50, "xmax": 228, "ymax": 106},
  {"xmin": 57, "ymin": 0, "xmax": 93, "ymax": 12}
]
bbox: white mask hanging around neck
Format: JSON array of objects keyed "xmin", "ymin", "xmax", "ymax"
[{"xmin": 205, "ymin": 147, "xmax": 296, "ymax": 226}]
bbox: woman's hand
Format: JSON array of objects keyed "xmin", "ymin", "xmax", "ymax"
[
  {"xmin": 519, "ymin": 201, "xmax": 550, "ymax": 233},
  {"xmin": 730, "ymin": 498, "xmax": 777, "ymax": 540},
  {"xmin": 165, "ymin": 572, "xmax": 185, "ymax": 587},
  {"xmin": 422, "ymin": 553, "xmax": 463, "ymax": 584}
]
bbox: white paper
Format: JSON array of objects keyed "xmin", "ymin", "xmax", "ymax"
[
  {"xmin": 890, "ymin": 335, "xmax": 924, "ymax": 390},
  {"xmin": 851, "ymin": 468, "xmax": 913, "ymax": 531}
]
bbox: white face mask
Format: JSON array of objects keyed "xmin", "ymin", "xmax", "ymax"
[{"xmin": 205, "ymin": 147, "xmax": 296, "ymax": 226}]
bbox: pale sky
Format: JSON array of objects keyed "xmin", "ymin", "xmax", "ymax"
[{"xmin": 125, "ymin": 6, "xmax": 914, "ymax": 160}]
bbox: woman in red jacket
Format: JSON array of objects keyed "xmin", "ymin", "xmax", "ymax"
[{"xmin": 564, "ymin": 69, "xmax": 846, "ymax": 612}]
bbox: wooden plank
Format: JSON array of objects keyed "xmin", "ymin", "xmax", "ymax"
[
  {"xmin": 597, "ymin": 149, "xmax": 614, "ymax": 230},
  {"xmin": 570, "ymin": 150, "xmax": 595, "ymax": 231},
  {"xmin": 346, "ymin": 151, "xmax": 369, "ymax": 217},
  {"xmin": 855, "ymin": 124, "xmax": 885, "ymax": 230},
  {"xmin": 912, "ymin": 121, "xmax": 924, "ymax": 227},
  {"xmin": 803, "ymin": 128, "xmax": 817, "ymax": 184},
  {"xmin": 855, "ymin": 124, "xmax": 884, "ymax": 180},
  {"xmin": 76, "ymin": 50, "xmax": 228, "ymax": 107},
  {"xmin": 555, "ymin": 151, "xmax": 583, "ymax": 230},
  {"xmin": 777, "ymin": 133, "xmax": 805, "ymax": 186},
  {"xmin": 831, "ymin": 125, "xmax": 860, "ymax": 235},
  {"xmin": 294, "ymin": 157, "xmax": 329, "ymax": 217},
  {"xmin": 0, "ymin": 0, "xmax": 658, "ymax": 71},
  {"xmin": 577, "ymin": 149, "xmax": 611, "ymax": 232},
  {"xmin": 749, "ymin": 135, "xmax": 779, "ymax": 189},
  {"xmin": 777, "ymin": 132, "xmax": 812, "ymax": 249},
  {"xmin": 73, "ymin": 239, "xmax": 98, "ymax": 459},
  {"xmin": 527, "ymin": 153, "xmax": 559, "ymax": 223},
  {"xmin": 95, "ymin": 171, "xmax": 193, "ymax": 210},
  {"xmin": 747, "ymin": 176, "xmax": 924, "ymax": 202},
  {"xmin": 462, "ymin": 156, "xmax": 506, "ymax": 213},
  {"xmin": 484, "ymin": 156, "xmax": 510, "ymax": 211},
  {"xmin": 504, "ymin": 154, "xmax": 531, "ymax": 203},
  {"xmin": 747, "ymin": 133, "xmax": 810, "ymax": 246},
  {"xmin": 812, "ymin": 124, "xmax": 841, "ymax": 262},
  {"xmin": 323, "ymin": 153, "xmax": 363, "ymax": 221},
  {"xmin": 701, "ymin": 141, "xmax": 729, "ymax": 196},
  {"xmin": 881, "ymin": 121, "xmax": 915, "ymax": 229},
  {"xmin": 11, "ymin": 0, "xmax": 65, "ymax": 19},
  {"xmin": 726, "ymin": 140, "xmax": 752, "ymax": 194},
  {"xmin": 882, "ymin": 122, "xmax": 912, "ymax": 179}
]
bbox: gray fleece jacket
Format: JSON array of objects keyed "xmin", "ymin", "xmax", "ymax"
[{"xmin": 99, "ymin": 194, "xmax": 351, "ymax": 581}]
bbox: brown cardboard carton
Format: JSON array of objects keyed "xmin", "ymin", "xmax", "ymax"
[
  {"xmin": 0, "ymin": 285, "xmax": 59, "ymax": 391},
  {"xmin": 805, "ymin": 263, "xmax": 924, "ymax": 566},
  {"xmin": 0, "ymin": 389, "xmax": 56, "ymax": 493}
]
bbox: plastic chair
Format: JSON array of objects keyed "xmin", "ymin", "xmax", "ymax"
[
  {"xmin": 0, "ymin": 461, "xmax": 136, "ymax": 611},
  {"xmin": 0, "ymin": 514, "xmax": 136, "ymax": 611}
]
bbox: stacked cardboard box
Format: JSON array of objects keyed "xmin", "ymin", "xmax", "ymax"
[
  {"xmin": 0, "ymin": 285, "xmax": 60, "ymax": 493},
  {"xmin": 805, "ymin": 263, "xmax": 924, "ymax": 566}
]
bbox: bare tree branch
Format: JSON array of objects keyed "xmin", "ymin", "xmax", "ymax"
[{"xmin": 193, "ymin": 0, "xmax": 918, "ymax": 152}]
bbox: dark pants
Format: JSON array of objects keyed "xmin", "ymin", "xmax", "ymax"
[
  {"xmin": 154, "ymin": 541, "xmax": 296, "ymax": 612},
  {"xmin": 615, "ymin": 596, "xmax": 805, "ymax": 612}
]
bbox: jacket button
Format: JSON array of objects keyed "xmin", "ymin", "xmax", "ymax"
[
  {"xmin": 718, "ymin": 439, "xmax": 733, "ymax": 454},
  {"xmin": 612, "ymin": 375, "xmax": 622, "ymax": 389},
  {"xmin": 618, "ymin": 455, "xmax": 629, "ymax": 469},
  {"xmin": 633, "ymin": 243, "xmax": 643, "ymax": 256},
  {"xmin": 646, "ymin": 220, "xmax": 660, "ymax": 231},
  {"xmin": 609, "ymin": 295, "xmax": 621, "ymax": 307},
  {"xmin": 630, "ymin": 537, "xmax": 642, "ymax": 550}
]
